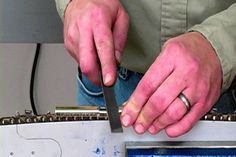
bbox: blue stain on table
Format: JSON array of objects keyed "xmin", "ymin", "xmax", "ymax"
[
  {"xmin": 92, "ymin": 137, "xmax": 107, "ymax": 155},
  {"xmin": 93, "ymin": 148, "xmax": 101, "ymax": 154},
  {"xmin": 93, "ymin": 147, "xmax": 105, "ymax": 155}
]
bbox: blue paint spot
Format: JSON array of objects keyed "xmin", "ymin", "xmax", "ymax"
[
  {"xmin": 93, "ymin": 148, "xmax": 101, "ymax": 154},
  {"xmin": 93, "ymin": 147, "xmax": 106, "ymax": 155},
  {"xmin": 93, "ymin": 138, "xmax": 107, "ymax": 155}
]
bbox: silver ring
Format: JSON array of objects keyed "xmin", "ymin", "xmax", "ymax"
[{"xmin": 178, "ymin": 93, "xmax": 191, "ymax": 111}]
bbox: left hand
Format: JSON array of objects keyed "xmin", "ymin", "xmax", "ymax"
[{"xmin": 120, "ymin": 32, "xmax": 222, "ymax": 137}]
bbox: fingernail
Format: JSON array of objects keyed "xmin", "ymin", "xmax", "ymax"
[
  {"xmin": 148, "ymin": 125, "xmax": 156, "ymax": 134},
  {"xmin": 121, "ymin": 114, "xmax": 131, "ymax": 127},
  {"xmin": 122, "ymin": 101, "xmax": 127, "ymax": 106},
  {"xmin": 135, "ymin": 124, "xmax": 145, "ymax": 134},
  {"xmin": 115, "ymin": 50, "xmax": 121, "ymax": 63},
  {"xmin": 104, "ymin": 73, "xmax": 112, "ymax": 85}
]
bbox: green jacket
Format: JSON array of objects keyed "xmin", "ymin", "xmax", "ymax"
[{"xmin": 55, "ymin": 0, "xmax": 236, "ymax": 92}]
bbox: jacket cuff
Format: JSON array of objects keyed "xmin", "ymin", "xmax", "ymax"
[
  {"xmin": 55, "ymin": 0, "xmax": 71, "ymax": 21},
  {"xmin": 188, "ymin": 25, "xmax": 233, "ymax": 93}
]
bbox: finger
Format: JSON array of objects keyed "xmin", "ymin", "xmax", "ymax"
[
  {"xmin": 121, "ymin": 55, "xmax": 174, "ymax": 127},
  {"xmin": 165, "ymin": 102, "xmax": 205, "ymax": 137},
  {"xmin": 148, "ymin": 96, "xmax": 188, "ymax": 135},
  {"xmin": 113, "ymin": 8, "xmax": 129, "ymax": 63},
  {"xmin": 93, "ymin": 23, "xmax": 116, "ymax": 86},
  {"xmin": 164, "ymin": 80, "xmax": 221, "ymax": 137},
  {"xmin": 133, "ymin": 71, "xmax": 186, "ymax": 134},
  {"xmin": 78, "ymin": 23, "xmax": 100, "ymax": 85}
]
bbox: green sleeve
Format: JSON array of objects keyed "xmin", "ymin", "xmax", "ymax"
[
  {"xmin": 55, "ymin": 0, "xmax": 71, "ymax": 21},
  {"xmin": 189, "ymin": 3, "xmax": 236, "ymax": 92}
]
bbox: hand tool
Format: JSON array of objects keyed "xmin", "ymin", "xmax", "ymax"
[{"xmin": 100, "ymin": 71, "xmax": 123, "ymax": 133}]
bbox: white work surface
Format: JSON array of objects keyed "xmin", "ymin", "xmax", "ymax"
[{"xmin": 1, "ymin": 120, "xmax": 236, "ymax": 157}]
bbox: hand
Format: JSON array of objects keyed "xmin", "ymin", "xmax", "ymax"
[
  {"xmin": 64, "ymin": 0, "xmax": 129, "ymax": 86},
  {"xmin": 121, "ymin": 32, "xmax": 222, "ymax": 137}
]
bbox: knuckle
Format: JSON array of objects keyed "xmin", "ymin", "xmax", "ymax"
[
  {"xmin": 89, "ymin": 4, "xmax": 106, "ymax": 21},
  {"xmin": 64, "ymin": 38, "xmax": 70, "ymax": 50},
  {"xmin": 80, "ymin": 68, "xmax": 91, "ymax": 77},
  {"xmin": 64, "ymin": 36, "xmax": 75, "ymax": 58},
  {"xmin": 164, "ymin": 41, "xmax": 185, "ymax": 56},
  {"xmin": 86, "ymin": 1, "xmax": 96, "ymax": 9},
  {"xmin": 144, "ymin": 105, "xmax": 158, "ymax": 118},
  {"xmin": 164, "ymin": 108, "xmax": 181, "ymax": 122},
  {"xmin": 154, "ymin": 93, "xmax": 169, "ymax": 109},
  {"xmin": 96, "ymin": 39, "xmax": 112, "ymax": 52},
  {"xmin": 76, "ymin": 16, "xmax": 86, "ymax": 29},
  {"xmin": 122, "ymin": 10, "xmax": 130, "ymax": 21},
  {"xmin": 148, "ymin": 95, "xmax": 167, "ymax": 114},
  {"xmin": 146, "ymin": 100, "xmax": 161, "ymax": 116},
  {"xmin": 180, "ymin": 58, "xmax": 200, "ymax": 80},
  {"xmin": 187, "ymin": 59, "xmax": 200, "ymax": 74},
  {"xmin": 86, "ymin": 1, "xmax": 100, "ymax": 12},
  {"xmin": 66, "ymin": 26, "xmax": 76, "ymax": 44},
  {"xmin": 139, "ymin": 80, "xmax": 155, "ymax": 94},
  {"xmin": 80, "ymin": 61, "xmax": 92, "ymax": 76}
]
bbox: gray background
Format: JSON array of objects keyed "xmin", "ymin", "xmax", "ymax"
[
  {"xmin": 0, "ymin": 44, "xmax": 77, "ymax": 116},
  {"xmin": 0, "ymin": 0, "xmax": 77, "ymax": 116},
  {"xmin": 0, "ymin": 0, "xmax": 63, "ymax": 43}
]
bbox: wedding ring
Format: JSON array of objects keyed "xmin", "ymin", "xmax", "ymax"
[{"xmin": 178, "ymin": 93, "xmax": 191, "ymax": 111}]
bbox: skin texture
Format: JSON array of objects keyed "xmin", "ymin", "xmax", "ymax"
[
  {"xmin": 121, "ymin": 32, "xmax": 222, "ymax": 137},
  {"xmin": 64, "ymin": 0, "xmax": 129, "ymax": 86},
  {"xmin": 64, "ymin": 0, "xmax": 222, "ymax": 137}
]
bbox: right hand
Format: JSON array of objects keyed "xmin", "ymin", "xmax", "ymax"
[{"xmin": 64, "ymin": 0, "xmax": 129, "ymax": 86}]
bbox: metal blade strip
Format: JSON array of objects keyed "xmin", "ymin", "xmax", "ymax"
[{"xmin": 102, "ymin": 85, "xmax": 123, "ymax": 133}]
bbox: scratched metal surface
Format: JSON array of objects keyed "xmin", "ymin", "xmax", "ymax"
[{"xmin": 1, "ymin": 121, "xmax": 236, "ymax": 157}]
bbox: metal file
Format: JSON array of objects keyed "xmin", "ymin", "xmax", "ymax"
[{"xmin": 101, "ymin": 83, "xmax": 123, "ymax": 133}]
